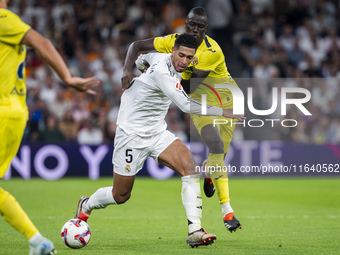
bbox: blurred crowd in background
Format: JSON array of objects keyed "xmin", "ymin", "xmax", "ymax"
[{"xmin": 8, "ymin": 0, "xmax": 340, "ymax": 145}]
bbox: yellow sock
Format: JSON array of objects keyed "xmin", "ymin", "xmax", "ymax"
[
  {"xmin": 0, "ymin": 188, "xmax": 38, "ymax": 240},
  {"xmin": 212, "ymin": 177, "xmax": 230, "ymax": 204},
  {"xmin": 207, "ymin": 153, "xmax": 230, "ymax": 204}
]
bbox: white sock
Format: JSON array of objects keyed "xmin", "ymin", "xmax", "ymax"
[
  {"xmin": 181, "ymin": 175, "xmax": 202, "ymax": 233},
  {"xmin": 221, "ymin": 202, "xmax": 233, "ymax": 217},
  {"xmin": 83, "ymin": 187, "xmax": 117, "ymax": 214}
]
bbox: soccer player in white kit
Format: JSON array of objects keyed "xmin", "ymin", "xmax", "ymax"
[{"xmin": 74, "ymin": 34, "xmax": 245, "ymax": 247}]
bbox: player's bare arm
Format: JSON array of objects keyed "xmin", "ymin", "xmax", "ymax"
[
  {"xmin": 22, "ymin": 29, "xmax": 100, "ymax": 95},
  {"xmin": 122, "ymin": 38, "xmax": 155, "ymax": 90}
]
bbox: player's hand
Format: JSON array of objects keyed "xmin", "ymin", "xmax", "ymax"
[
  {"xmin": 64, "ymin": 77, "xmax": 100, "ymax": 95},
  {"xmin": 121, "ymin": 70, "xmax": 136, "ymax": 91},
  {"xmin": 222, "ymin": 109, "xmax": 246, "ymax": 121},
  {"xmin": 136, "ymin": 57, "xmax": 150, "ymax": 73}
]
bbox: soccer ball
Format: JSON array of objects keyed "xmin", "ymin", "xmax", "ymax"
[{"xmin": 61, "ymin": 219, "xmax": 91, "ymax": 249}]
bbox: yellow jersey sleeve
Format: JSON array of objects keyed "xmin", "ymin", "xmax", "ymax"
[
  {"xmin": 153, "ymin": 34, "xmax": 178, "ymax": 53},
  {"xmin": 195, "ymin": 47, "xmax": 224, "ymax": 72},
  {"xmin": 0, "ymin": 9, "xmax": 31, "ymax": 45}
]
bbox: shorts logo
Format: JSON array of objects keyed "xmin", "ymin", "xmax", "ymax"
[
  {"xmin": 125, "ymin": 164, "xmax": 131, "ymax": 173},
  {"xmin": 192, "ymin": 57, "xmax": 198, "ymax": 65}
]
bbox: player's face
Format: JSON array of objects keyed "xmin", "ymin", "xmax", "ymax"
[
  {"xmin": 185, "ymin": 13, "xmax": 208, "ymax": 45},
  {"xmin": 171, "ymin": 46, "xmax": 196, "ymax": 72}
]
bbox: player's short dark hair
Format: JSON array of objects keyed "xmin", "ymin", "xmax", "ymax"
[
  {"xmin": 174, "ymin": 33, "xmax": 198, "ymax": 50},
  {"xmin": 188, "ymin": 7, "xmax": 209, "ymax": 21}
]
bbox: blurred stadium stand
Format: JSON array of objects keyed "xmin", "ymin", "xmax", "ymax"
[{"xmin": 8, "ymin": 0, "xmax": 340, "ymax": 145}]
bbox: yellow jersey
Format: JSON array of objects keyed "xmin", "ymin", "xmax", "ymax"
[
  {"xmin": 0, "ymin": 9, "xmax": 31, "ymax": 119},
  {"xmin": 154, "ymin": 33, "xmax": 238, "ymax": 108}
]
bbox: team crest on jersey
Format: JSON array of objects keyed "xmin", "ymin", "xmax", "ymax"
[
  {"xmin": 161, "ymin": 36, "xmax": 167, "ymax": 39},
  {"xmin": 192, "ymin": 57, "xmax": 198, "ymax": 65},
  {"xmin": 125, "ymin": 165, "xmax": 131, "ymax": 173}
]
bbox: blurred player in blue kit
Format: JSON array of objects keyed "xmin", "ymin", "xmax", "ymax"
[{"xmin": 0, "ymin": 0, "xmax": 99, "ymax": 254}]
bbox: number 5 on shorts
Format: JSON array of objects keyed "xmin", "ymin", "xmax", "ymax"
[{"xmin": 126, "ymin": 149, "xmax": 133, "ymax": 163}]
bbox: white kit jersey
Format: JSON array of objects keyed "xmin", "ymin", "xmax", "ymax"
[{"xmin": 117, "ymin": 53, "xmax": 222, "ymax": 137}]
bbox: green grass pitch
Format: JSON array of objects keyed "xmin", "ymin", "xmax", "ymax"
[{"xmin": 0, "ymin": 177, "xmax": 339, "ymax": 254}]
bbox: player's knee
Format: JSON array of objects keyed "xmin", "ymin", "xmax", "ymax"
[{"xmin": 113, "ymin": 192, "xmax": 131, "ymax": 204}]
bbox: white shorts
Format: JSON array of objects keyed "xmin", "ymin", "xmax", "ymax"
[{"xmin": 112, "ymin": 127, "xmax": 178, "ymax": 176}]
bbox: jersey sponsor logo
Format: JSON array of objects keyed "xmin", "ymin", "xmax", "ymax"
[
  {"xmin": 125, "ymin": 164, "xmax": 131, "ymax": 173},
  {"xmin": 192, "ymin": 57, "xmax": 199, "ymax": 65},
  {"xmin": 10, "ymin": 87, "xmax": 26, "ymax": 96},
  {"xmin": 208, "ymin": 49, "xmax": 216, "ymax": 53},
  {"xmin": 176, "ymin": 83, "xmax": 182, "ymax": 91},
  {"xmin": 161, "ymin": 36, "xmax": 167, "ymax": 39}
]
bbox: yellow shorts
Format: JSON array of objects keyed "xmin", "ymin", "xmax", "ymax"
[
  {"xmin": 0, "ymin": 117, "xmax": 27, "ymax": 178},
  {"xmin": 191, "ymin": 114, "xmax": 236, "ymax": 154},
  {"xmin": 190, "ymin": 78, "xmax": 238, "ymax": 154}
]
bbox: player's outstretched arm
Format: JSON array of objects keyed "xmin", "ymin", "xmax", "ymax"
[
  {"xmin": 222, "ymin": 109, "xmax": 246, "ymax": 121},
  {"xmin": 122, "ymin": 38, "xmax": 155, "ymax": 90},
  {"xmin": 22, "ymin": 29, "xmax": 100, "ymax": 94},
  {"xmin": 182, "ymin": 69, "xmax": 210, "ymax": 93}
]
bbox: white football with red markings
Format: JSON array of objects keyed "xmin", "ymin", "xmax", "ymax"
[{"xmin": 61, "ymin": 219, "xmax": 91, "ymax": 249}]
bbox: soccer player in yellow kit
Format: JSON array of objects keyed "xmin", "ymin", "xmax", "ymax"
[
  {"xmin": 122, "ymin": 7, "xmax": 241, "ymax": 233},
  {"xmin": 0, "ymin": 0, "xmax": 99, "ymax": 254}
]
